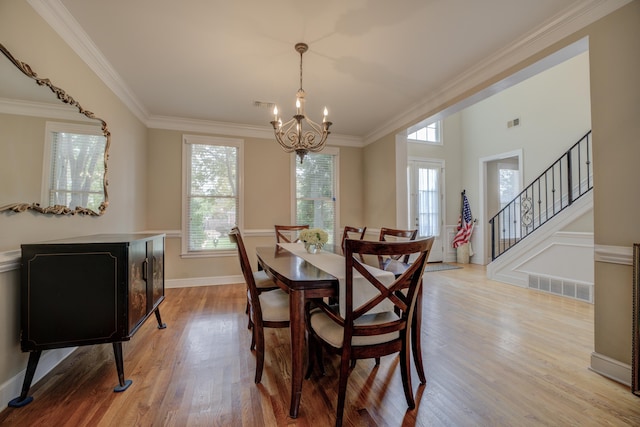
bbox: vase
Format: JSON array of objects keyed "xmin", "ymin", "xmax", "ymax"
[{"xmin": 305, "ymin": 243, "xmax": 321, "ymax": 254}]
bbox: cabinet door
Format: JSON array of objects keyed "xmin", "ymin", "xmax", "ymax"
[
  {"xmin": 128, "ymin": 240, "xmax": 148, "ymax": 333},
  {"xmin": 148, "ymin": 236, "xmax": 165, "ymax": 311},
  {"xmin": 21, "ymin": 244, "xmax": 124, "ymax": 350}
]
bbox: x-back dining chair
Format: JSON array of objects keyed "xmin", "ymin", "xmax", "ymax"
[
  {"xmin": 305, "ymin": 237, "xmax": 434, "ymax": 427},
  {"xmin": 379, "ymin": 227, "xmax": 418, "ymax": 264},
  {"xmin": 274, "ymin": 224, "xmax": 309, "ymax": 243},
  {"xmin": 340, "ymin": 226, "xmax": 367, "ymax": 254},
  {"xmin": 229, "ymin": 227, "xmax": 290, "ymax": 383}
]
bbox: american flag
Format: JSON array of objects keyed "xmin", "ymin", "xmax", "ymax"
[{"xmin": 452, "ymin": 193, "xmax": 473, "ymax": 248}]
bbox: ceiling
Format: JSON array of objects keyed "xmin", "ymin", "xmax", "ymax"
[{"xmin": 30, "ymin": 0, "xmax": 627, "ymax": 142}]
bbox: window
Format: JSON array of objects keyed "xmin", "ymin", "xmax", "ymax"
[
  {"xmin": 42, "ymin": 122, "xmax": 106, "ymax": 212},
  {"xmin": 498, "ymin": 161, "xmax": 521, "ymax": 237},
  {"xmin": 407, "ymin": 120, "xmax": 441, "ymax": 144},
  {"xmin": 182, "ymin": 135, "xmax": 243, "ymax": 255},
  {"xmin": 498, "ymin": 162, "xmax": 520, "ymax": 209},
  {"xmin": 293, "ymin": 149, "xmax": 339, "ymax": 244},
  {"xmin": 410, "ymin": 162, "xmax": 441, "ymax": 237}
]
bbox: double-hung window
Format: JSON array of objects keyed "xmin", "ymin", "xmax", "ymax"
[
  {"xmin": 42, "ymin": 122, "xmax": 106, "ymax": 212},
  {"xmin": 293, "ymin": 148, "xmax": 339, "ymax": 244},
  {"xmin": 182, "ymin": 135, "xmax": 243, "ymax": 255}
]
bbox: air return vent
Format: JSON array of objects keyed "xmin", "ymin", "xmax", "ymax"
[{"xmin": 528, "ymin": 274, "xmax": 592, "ymax": 303}]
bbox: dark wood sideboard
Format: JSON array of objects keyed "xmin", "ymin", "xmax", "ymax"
[{"xmin": 8, "ymin": 233, "xmax": 167, "ymax": 408}]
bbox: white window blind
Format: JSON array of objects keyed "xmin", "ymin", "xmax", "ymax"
[
  {"xmin": 295, "ymin": 151, "xmax": 337, "ymax": 244},
  {"xmin": 47, "ymin": 128, "xmax": 106, "ymax": 212},
  {"xmin": 183, "ymin": 135, "xmax": 242, "ymax": 253}
]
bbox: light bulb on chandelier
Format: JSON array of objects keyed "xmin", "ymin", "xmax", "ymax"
[{"xmin": 270, "ymin": 42, "xmax": 332, "ymax": 163}]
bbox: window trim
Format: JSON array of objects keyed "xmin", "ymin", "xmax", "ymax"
[
  {"xmin": 181, "ymin": 134, "xmax": 244, "ymax": 257},
  {"xmin": 41, "ymin": 121, "xmax": 106, "ymax": 209},
  {"xmin": 290, "ymin": 147, "xmax": 340, "ymax": 244}
]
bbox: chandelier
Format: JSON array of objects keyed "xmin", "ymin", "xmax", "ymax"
[{"xmin": 270, "ymin": 42, "xmax": 332, "ymax": 163}]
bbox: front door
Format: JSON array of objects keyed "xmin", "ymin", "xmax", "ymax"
[{"xmin": 408, "ymin": 159, "xmax": 444, "ymax": 262}]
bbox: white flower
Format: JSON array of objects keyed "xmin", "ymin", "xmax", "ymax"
[{"xmin": 299, "ymin": 228, "xmax": 328, "ymax": 246}]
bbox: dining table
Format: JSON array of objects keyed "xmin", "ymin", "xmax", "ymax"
[{"xmin": 255, "ymin": 243, "xmax": 423, "ymax": 419}]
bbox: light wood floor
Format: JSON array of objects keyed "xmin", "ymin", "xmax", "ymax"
[{"xmin": 2, "ymin": 264, "xmax": 640, "ymax": 426}]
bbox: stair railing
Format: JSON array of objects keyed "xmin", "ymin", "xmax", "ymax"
[{"xmin": 489, "ymin": 131, "xmax": 592, "ymax": 260}]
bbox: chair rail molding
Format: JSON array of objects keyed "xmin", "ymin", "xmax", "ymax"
[
  {"xmin": 594, "ymin": 244, "xmax": 633, "ymax": 265},
  {"xmin": 0, "ymin": 250, "xmax": 21, "ymax": 273}
]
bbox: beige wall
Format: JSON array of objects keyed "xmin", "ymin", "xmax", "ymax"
[
  {"xmin": 363, "ymin": 134, "xmax": 397, "ymax": 227},
  {"xmin": 146, "ymin": 127, "xmax": 365, "ymax": 278},
  {"xmin": 0, "ymin": 1, "xmax": 148, "ymax": 252},
  {"xmin": 589, "ymin": 1, "xmax": 640, "ymax": 364},
  {"xmin": 0, "ymin": 0, "xmax": 148, "ymax": 393},
  {"xmin": 0, "ymin": 114, "xmax": 45, "ymax": 211}
]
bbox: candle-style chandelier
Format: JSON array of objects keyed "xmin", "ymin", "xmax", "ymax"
[{"xmin": 271, "ymin": 42, "xmax": 332, "ymax": 163}]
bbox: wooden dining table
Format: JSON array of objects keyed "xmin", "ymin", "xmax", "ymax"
[{"xmin": 255, "ymin": 244, "xmax": 422, "ymax": 419}]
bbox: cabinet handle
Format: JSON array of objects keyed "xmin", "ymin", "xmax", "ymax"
[{"xmin": 142, "ymin": 258, "xmax": 148, "ymax": 281}]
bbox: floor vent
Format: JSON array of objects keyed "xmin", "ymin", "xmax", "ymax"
[{"xmin": 528, "ymin": 274, "xmax": 592, "ymax": 303}]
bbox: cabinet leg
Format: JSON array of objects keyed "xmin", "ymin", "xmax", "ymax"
[
  {"xmin": 112, "ymin": 342, "xmax": 132, "ymax": 392},
  {"xmin": 8, "ymin": 350, "xmax": 42, "ymax": 408},
  {"xmin": 154, "ymin": 307, "xmax": 167, "ymax": 329}
]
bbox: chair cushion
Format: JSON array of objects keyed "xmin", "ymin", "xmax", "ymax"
[
  {"xmin": 258, "ymin": 289, "xmax": 290, "ymax": 322},
  {"xmin": 309, "ymin": 309, "xmax": 400, "ymax": 348},
  {"xmin": 253, "ymin": 270, "xmax": 277, "ymax": 289}
]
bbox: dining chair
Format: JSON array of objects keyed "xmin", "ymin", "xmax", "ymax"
[
  {"xmin": 235, "ymin": 224, "xmax": 279, "ymax": 328},
  {"xmin": 340, "ymin": 226, "xmax": 367, "ymax": 254},
  {"xmin": 379, "ymin": 227, "xmax": 418, "ymax": 263},
  {"xmin": 305, "ymin": 237, "xmax": 434, "ymax": 427},
  {"xmin": 229, "ymin": 227, "xmax": 290, "ymax": 383},
  {"xmin": 274, "ymin": 224, "xmax": 309, "ymax": 243}
]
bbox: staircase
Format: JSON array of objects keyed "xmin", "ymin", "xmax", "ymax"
[
  {"xmin": 487, "ymin": 131, "xmax": 594, "ymax": 302},
  {"xmin": 489, "ymin": 131, "xmax": 592, "ymax": 260}
]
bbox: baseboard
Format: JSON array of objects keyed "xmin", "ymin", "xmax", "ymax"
[
  {"xmin": 0, "ymin": 347, "xmax": 76, "ymax": 406},
  {"xmin": 166, "ymin": 274, "xmax": 243, "ymax": 288},
  {"xmin": 589, "ymin": 351, "xmax": 631, "ymax": 387}
]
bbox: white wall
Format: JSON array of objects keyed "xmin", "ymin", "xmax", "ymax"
[
  {"xmin": 451, "ymin": 50, "xmax": 592, "ymax": 264},
  {"xmin": 458, "ymin": 50, "xmax": 591, "ymax": 208}
]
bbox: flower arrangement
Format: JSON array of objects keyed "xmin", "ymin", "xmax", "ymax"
[{"xmin": 299, "ymin": 228, "xmax": 328, "ymax": 253}]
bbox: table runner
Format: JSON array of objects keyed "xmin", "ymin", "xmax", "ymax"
[{"xmin": 278, "ymin": 242, "xmax": 395, "ymax": 317}]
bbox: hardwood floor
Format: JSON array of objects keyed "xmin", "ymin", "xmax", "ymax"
[{"xmin": 1, "ymin": 264, "xmax": 639, "ymax": 426}]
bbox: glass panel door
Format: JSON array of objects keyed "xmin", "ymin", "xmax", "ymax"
[{"xmin": 409, "ymin": 160, "xmax": 444, "ymax": 262}]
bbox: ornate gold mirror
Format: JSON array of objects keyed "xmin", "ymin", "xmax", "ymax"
[{"xmin": 0, "ymin": 42, "xmax": 109, "ymax": 215}]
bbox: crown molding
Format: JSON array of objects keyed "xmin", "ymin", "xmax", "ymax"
[
  {"xmin": 146, "ymin": 114, "xmax": 363, "ymax": 147},
  {"xmin": 30, "ymin": 0, "xmax": 631, "ymax": 147},
  {"xmin": 28, "ymin": 0, "xmax": 149, "ymax": 123},
  {"xmin": 363, "ymin": 0, "xmax": 633, "ymax": 145},
  {"xmin": 29, "ymin": 0, "xmax": 365, "ymax": 147}
]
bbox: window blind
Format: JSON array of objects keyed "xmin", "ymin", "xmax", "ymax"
[
  {"xmin": 186, "ymin": 143, "xmax": 238, "ymax": 251},
  {"xmin": 295, "ymin": 152, "xmax": 336, "ymax": 243},
  {"xmin": 50, "ymin": 131, "xmax": 106, "ymax": 211}
]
